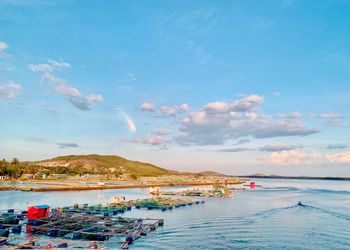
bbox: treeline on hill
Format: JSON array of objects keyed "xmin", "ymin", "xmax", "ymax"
[{"xmin": 0, "ymin": 158, "xmax": 104, "ymax": 178}]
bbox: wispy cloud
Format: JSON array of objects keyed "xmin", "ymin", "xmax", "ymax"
[
  {"xmin": 0, "ymin": 41, "xmax": 10, "ymax": 58},
  {"xmin": 319, "ymin": 113, "xmax": 343, "ymax": 120},
  {"xmin": 154, "ymin": 128, "xmax": 172, "ymax": 136},
  {"xmin": 278, "ymin": 112, "xmax": 302, "ymax": 120},
  {"xmin": 326, "ymin": 151, "xmax": 350, "ymax": 164},
  {"xmin": 127, "ymin": 73, "xmax": 136, "ymax": 81},
  {"xmin": 29, "ymin": 60, "xmax": 103, "ymax": 110},
  {"xmin": 122, "ymin": 112, "xmax": 137, "ymax": 133},
  {"xmin": 0, "ymin": 81, "xmax": 22, "ymax": 99},
  {"xmin": 258, "ymin": 143, "xmax": 303, "ymax": 152},
  {"xmin": 327, "ymin": 143, "xmax": 348, "ymax": 150},
  {"xmin": 319, "ymin": 112, "xmax": 344, "ymax": 127},
  {"xmin": 233, "ymin": 139, "xmax": 250, "ymax": 146},
  {"xmin": 57, "ymin": 142, "xmax": 79, "ymax": 148},
  {"xmin": 216, "ymin": 147, "xmax": 250, "ymax": 153}
]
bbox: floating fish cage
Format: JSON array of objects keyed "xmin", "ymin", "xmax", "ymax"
[
  {"xmin": 0, "ymin": 206, "xmax": 163, "ymax": 249},
  {"xmin": 130, "ymin": 197, "xmax": 204, "ymax": 211},
  {"xmin": 0, "ymin": 197, "xmax": 205, "ymax": 249}
]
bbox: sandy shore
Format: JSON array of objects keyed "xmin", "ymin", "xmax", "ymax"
[{"xmin": 0, "ymin": 180, "xmax": 244, "ymax": 192}]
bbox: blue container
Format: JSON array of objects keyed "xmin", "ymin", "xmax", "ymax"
[
  {"xmin": 161, "ymin": 207, "xmax": 167, "ymax": 211},
  {"xmin": 168, "ymin": 206, "xmax": 173, "ymax": 210},
  {"xmin": 16, "ymin": 214, "xmax": 24, "ymax": 220},
  {"xmin": 72, "ymin": 232, "xmax": 81, "ymax": 240},
  {"xmin": 21, "ymin": 211, "xmax": 28, "ymax": 215},
  {"xmin": 7, "ymin": 209, "xmax": 14, "ymax": 214},
  {"xmin": 135, "ymin": 205, "xmax": 141, "ymax": 209},
  {"xmin": 103, "ymin": 213, "xmax": 109, "ymax": 217},
  {"xmin": 175, "ymin": 204, "xmax": 180, "ymax": 208},
  {"xmin": 112, "ymin": 210, "xmax": 118, "ymax": 215},
  {"xmin": 31, "ymin": 220, "xmax": 43, "ymax": 226},
  {"xmin": 48, "ymin": 229, "xmax": 59, "ymax": 237},
  {"xmin": 11, "ymin": 225, "xmax": 22, "ymax": 234},
  {"xmin": 126, "ymin": 236, "xmax": 134, "ymax": 243},
  {"xmin": 10, "ymin": 219, "xmax": 19, "ymax": 225},
  {"xmin": 126, "ymin": 206, "xmax": 132, "ymax": 211},
  {"xmin": 96, "ymin": 235, "xmax": 106, "ymax": 241},
  {"xmin": 0, "ymin": 229, "xmax": 9, "ymax": 237},
  {"xmin": 58, "ymin": 243, "xmax": 68, "ymax": 248}
]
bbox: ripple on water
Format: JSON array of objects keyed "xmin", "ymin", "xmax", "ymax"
[{"xmin": 135, "ymin": 201, "xmax": 350, "ymax": 250}]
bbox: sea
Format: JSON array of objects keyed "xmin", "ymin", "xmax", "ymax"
[{"xmin": 1, "ymin": 178, "xmax": 349, "ymax": 249}]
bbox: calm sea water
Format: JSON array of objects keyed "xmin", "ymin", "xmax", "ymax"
[{"xmin": 1, "ymin": 178, "xmax": 349, "ymax": 249}]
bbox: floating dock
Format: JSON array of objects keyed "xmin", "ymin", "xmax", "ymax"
[{"xmin": 0, "ymin": 197, "xmax": 205, "ymax": 249}]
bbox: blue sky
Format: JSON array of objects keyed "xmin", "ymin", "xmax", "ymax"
[{"xmin": 1, "ymin": 0, "xmax": 350, "ymax": 176}]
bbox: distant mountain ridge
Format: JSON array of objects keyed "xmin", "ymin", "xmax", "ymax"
[{"xmin": 33, "ymin": 154, "xmax": 173, "ymax": 177}]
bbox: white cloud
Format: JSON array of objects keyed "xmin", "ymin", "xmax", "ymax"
[
  {"xmin": 125, "ymin": 134, "xmax": 169, "ymax": 146},
  {"xmin": 86, "ymin": 94, "xmax": 104, "ymax": 103},
  {"xmin": 265, "ymin": 150, "xmax": 321, "ymax": 166},
  {"xmin": 326, "ymin": 151, "xmax": 350, "ymax": 164},
  {"xmin": 47, "ymin": 59, "xmax": 71, "ymax": 68},
  {"xmin": 141, "ymin": 102, "xmax": 155, "ymax": 112},
  {"xmin": 278, "ymin": 112, "xmax": 302, "ymax": 119},
  {"xmin": 272, "ymin": 91, "xmax": 280, "ymax": 97},
  {"xmin": 176, "ymin": 95, "xmax": 317, "ymax": 145},
  {"xmin": 232, "ymin": 95, "xmax": 264, "ymax": 111},
  {"xmin": 154, "ymin": 128, "xmax": 172, "ymax": 136},
  {"xmin": 54, "ymin": 83, "xmax": 81, "ymax": 97},
  {"xmin": 28, "ymin": 63, "xmax": 53, "ymax": 73},
  {"xmin": 205, "ymin": 101, "xmax": 230, "ymax": 113},
  {"xmin": 160, "ymin": 103, "xmax": 190, "ymax": 116},
  {"xmin": 319, "ymin": 113, "xmax": 342, "ymax": 120},
  {"xmin": 29, "ymin": 60, "xmax": 103, "ymax": 110},
  {"xmin": 0, "ymin": 81, "xmax": 22, "ymax": 99},
  {"xmin": 179, "ymin": 103, "xmax": 189, "ymax": 111},
  {"xmin": 160, "ymin": 106, "xmax": 179, "ymax": 116},
  {"xmin": 122, "ymin": 112, "xmax": 137, "ymax": 133},
  {"xmin": 0, "ymin": 41, "xmax": 10, "ymax": 58},
  {"xmin": 265, "ymin": 149, "xmax": 350, "ymax": 166}
]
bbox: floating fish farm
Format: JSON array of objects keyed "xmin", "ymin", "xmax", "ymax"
[{"xmin": 0, "ymin": 197, "xmax": 205, "ymax": 249}]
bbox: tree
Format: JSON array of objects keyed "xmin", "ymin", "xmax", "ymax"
[{"xmin": 11, "ymin": 158, "xmax": 19, "ymax": 166}]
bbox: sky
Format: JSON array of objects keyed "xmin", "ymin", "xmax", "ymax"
[{"xmin": 0, "ymin": 0, "xmax": 350, "ymax": 176}]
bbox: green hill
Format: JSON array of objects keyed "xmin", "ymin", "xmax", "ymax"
[{"xmin": 34, "ymin": 154, "xmax": 172, "ymax": 177}]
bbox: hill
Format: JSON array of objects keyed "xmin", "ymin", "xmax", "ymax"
[
  {"xmin": 33, "ymin": 154, "xmax": 172, "ymax": 177},
  {"xmin": 197, "ymin": 171, "xmax": 226, "ymax": 176}
]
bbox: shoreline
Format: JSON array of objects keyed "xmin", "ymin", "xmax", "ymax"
[
  {"xmin": 0, "ymin": 180, "xmax": 244, "ymax": 192},
  {"xmin": 239, "ymin": 175, "xmax": 350, "ymax": 181}
]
